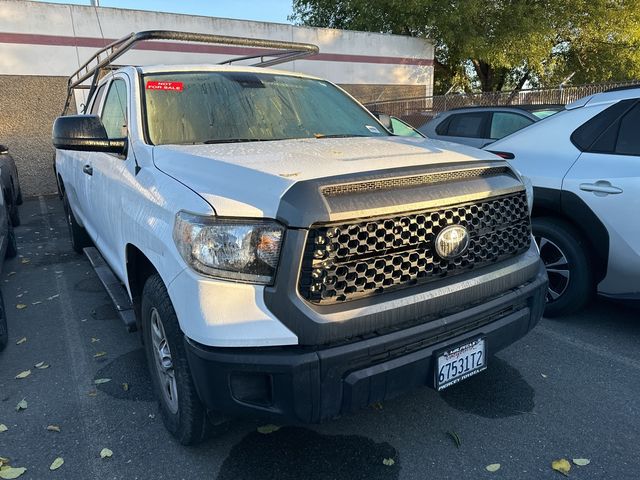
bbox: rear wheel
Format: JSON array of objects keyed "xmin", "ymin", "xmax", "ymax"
[
  {"xmin": 142, "ymin": 274, "xmax": 211, "ymax": 445},
  {"xmin": 533, "ymin": 217, "xmax": 592, "ymax": 317},
  {"xmin": 63, "ymin": 193, "xmax": 91, "ymax": 254}
]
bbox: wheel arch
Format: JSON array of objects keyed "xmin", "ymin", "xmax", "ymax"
[
  {"xmin": 125, "ymin": 243, "xmax": 161, "ymax": 333},
  {"xmin": 532, "ymin": 186, "xmax": 609, "ymax": 286}
]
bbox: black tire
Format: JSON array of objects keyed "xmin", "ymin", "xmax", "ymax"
[
  {"xmin": 9, "ymin": 201, "xmax": 19, "ymax": 227},
  {"xmin": 533, "ymin": 217, "xmax": 592, "ymax": 317},
  {"xmin": 16, "ymin": 187, "xmax": 22, "ymax": 205},
  {"xmin": 5, "ymin": 218, "xmax": 17, "ymax": 259},
  {"xmin": 0, "ymin": 291, "xmax": 7, "ymax": 352},
  {"xmin": 142, "ymin": 274, "xmax": 211, "ymax": 445},
  {"xmin": 63, "ymin": 193, "xmax": 92, "ymax": 254}
]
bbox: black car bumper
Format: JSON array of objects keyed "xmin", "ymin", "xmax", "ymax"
[{"xmin": 185, "ymin": 262, "xmax": 547, "ymax": 423}]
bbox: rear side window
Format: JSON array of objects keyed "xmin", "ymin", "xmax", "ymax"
[
  {"xmin": 571, "ymin": 99, "xmax": 636, "ymax": 151},
  {"xmin": 490, "ymin": 112, "xmax": 534, "ymax": 139},
  {"xmin": 439, "ymin": 113, "xmax": 488, "ymax": 138},
  {"xmin": 614, "ymin": 103, "xmax": 640, "ymax": 155}
]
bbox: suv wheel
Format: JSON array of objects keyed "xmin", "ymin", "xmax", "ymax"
[
  {"xmin": 5, "ymin": 214, "xmax": 17, "ymax": 259},
  {"xmin": 142, "ymin": 274, "xmax": 211, "ymax": 445},
  {"xmin": 63, "ymin": 193, "xmax": 92, "ymax": 253},
  {"xmin": 533, "ymin": 217, "xmax": 592, "ymax": 317}
]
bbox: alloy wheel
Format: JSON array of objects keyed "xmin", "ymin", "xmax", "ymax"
[
  {"xmin": 150, "ymin": 307, "xmax": 179, "ymax": 414},
  {"xmin": 534, "ymin": 236, "xmax": 571, "ymax": 303}
]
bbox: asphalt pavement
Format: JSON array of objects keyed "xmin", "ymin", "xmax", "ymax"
[{"xmin": 1, "ymin": 196, "xmax": 639, "ymax": 480}]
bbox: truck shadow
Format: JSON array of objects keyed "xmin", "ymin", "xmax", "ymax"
[
  {"xmin": 215, "ymin": 426, "xmax": 399, "ymax": 480},
  {"xmin": 439, "ymin": 355, "xmax": 535, "ymax": 418}
]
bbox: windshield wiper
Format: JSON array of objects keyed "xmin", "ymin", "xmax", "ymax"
[
  {"xmin": 314, "ymin": 134, "xmax": 370, "ymax": 139},
  {"xmin": 203, "ymin": 138, "xmax": 272, "ymax": 144}
]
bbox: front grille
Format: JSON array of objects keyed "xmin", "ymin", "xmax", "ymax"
[{"xmin": 298, "ymin": 191, "xmax": 531, "ymax": 304}]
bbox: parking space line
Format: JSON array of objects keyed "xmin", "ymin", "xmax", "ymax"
[
  {"xmin": 534, "ymin": 323, "xmax": 640, "ymax": 371},
  {"xmin": 38, "ymin": 195, "xmax": 101, "ymax": 478}
]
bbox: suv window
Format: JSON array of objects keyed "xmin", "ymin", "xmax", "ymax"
[
  {"xmin": 614, "ymin": 102, "xmax": 640, "ymax": 155},
  {"xmin": 89, "ymin": 84, "xmax": 106, "ymax": 115},
  {"xmin": 571, "ymin": 99, "xmax": 635, "ymax": 151},
  {"xmin": 101, "ymin": 79, "xmax": 128, "ymax": 139},
  {"xmin": 440, "ymin": 112, "xmax": 488, "ymax": 138},
  {"xmin": 490, "ymin": 112, "xmax": 533, "ymax": 139}
]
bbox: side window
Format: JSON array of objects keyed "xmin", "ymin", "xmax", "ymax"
[
  {"xmin": 490, "ymin": 112, "xmax": 533, "ymax": 139},
  {"xmin": 571, "ymin": 99, "xmax": 635, "ymax": 151},
  {"xmin": 443, "ymin": 113, "xmax": 488, "ymax": 138},
  {"xmin": 614, "ymin": 103, "xmax": 640, "ymax": 155},
  {"xmin": 391, "ymin": 117, "xmax": 422, "ymax": 137},
  {"xmin": 100, "ymin": 79, "xmax": 128, "ymax": 139},
  {"xmin": 89, "ymin": 84, "xmax": 106, "ymax": 115}
]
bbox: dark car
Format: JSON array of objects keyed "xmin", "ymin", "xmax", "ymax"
[
  {"xmin": 0, "ymin": 186, "xmax": 18, "ymax": 351},
  {"xmin": 418, "ymin": 105, "xmax": 564, "ymax": 148},
  {"xmin": 0, "ymin": 144, "xmax": 22, "ymax": 226}
]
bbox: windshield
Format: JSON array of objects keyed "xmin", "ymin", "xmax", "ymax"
[{"xmin": 143, "ymin": 71, "xmax": 389, "ymax": 145}]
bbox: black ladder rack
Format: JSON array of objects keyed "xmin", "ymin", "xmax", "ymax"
[{"xmin": 63, "ymin": 29, "xmax": 320, "ymax": 114}]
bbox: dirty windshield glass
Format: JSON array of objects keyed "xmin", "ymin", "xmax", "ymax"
[{"xmin": 143, "ymin": 71, "xmax": 389, "ymax": 145}]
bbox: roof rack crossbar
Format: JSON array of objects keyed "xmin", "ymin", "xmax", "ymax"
[{"xmin": 63, "ymin": 30, "xmax": 319, "ymax": 114}]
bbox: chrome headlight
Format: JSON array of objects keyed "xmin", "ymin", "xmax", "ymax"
[{"xmin": 173, "ymin": 212, "xmax": 284, "ymax": 285}]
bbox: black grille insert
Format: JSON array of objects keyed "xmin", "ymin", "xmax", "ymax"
[{"xmin": 299, "ymin": 191, "xmax": 531, "ymax": 304}]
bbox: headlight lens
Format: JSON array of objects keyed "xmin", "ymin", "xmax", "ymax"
[{"xmin": 173, "ymin": 212, "xmax": 284, "ymax": 285}]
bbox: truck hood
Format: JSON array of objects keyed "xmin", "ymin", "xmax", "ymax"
[{"xmin": 153, "ymin": 136, "xmax": 499, "ymax": 220}]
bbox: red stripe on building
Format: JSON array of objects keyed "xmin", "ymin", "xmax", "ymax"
[{"xmin": 0, "ymin": 32, "xmax": 433, "ymax": 67}]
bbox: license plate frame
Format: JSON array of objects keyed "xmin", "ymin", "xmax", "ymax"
[{"xmin": 435, "ymin": 337, "xmax": 487, "ymax": 391}]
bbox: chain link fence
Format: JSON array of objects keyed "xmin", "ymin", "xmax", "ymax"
[{"xmin": 365, "ymin": 80, "xmax": 640, "ymax": 128}]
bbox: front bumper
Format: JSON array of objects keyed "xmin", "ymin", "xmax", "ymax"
[{"xmin": 185, "ymin": 261, "xmax": 547, "ymax": 423}]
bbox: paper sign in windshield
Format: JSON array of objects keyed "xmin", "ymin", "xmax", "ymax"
[{"xmin": 146, "ymin": 81, "xmax": 184, "ymax": 91}]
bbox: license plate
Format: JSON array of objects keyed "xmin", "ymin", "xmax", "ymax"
[{"xmin": 436, "ymin": 338, "xmax": 486, "ymax": 391}]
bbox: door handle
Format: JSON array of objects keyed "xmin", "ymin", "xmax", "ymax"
[
  {"xmin": 579, "ymin": 180, "xmax": 622, "ymax": 196},
  {"xmin": 82, "ymin": 164, "xmax": 93, "ymax": 176}
]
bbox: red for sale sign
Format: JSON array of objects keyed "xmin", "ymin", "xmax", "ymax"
[{"xmin": 146, "ymin": 81, "xmax": 184, "ymax": 91}]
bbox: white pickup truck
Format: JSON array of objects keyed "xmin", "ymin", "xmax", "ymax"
[{"xmin": 53, "ymin": 31, "xmax": 547, "ymax": 444}]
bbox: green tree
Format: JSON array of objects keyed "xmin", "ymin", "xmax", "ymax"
[{"xmin": 290, "ymin": 0, "xmax": 640, "ymax": 93}]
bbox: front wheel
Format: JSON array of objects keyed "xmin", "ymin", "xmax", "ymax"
[
  {"xmin": 63, "ymin": 193, "xmax": 92, "ymax": 254},
  {"xmin": 142, "ymin": 274, "xmax": 211, "ymax": 445},
  {"xmin": 533, "ymin": 217, "xmax": 592, "ymax": 317}
]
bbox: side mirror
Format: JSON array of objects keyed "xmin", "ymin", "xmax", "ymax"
[
  {"xmin": 0, "ymin": 145, "xmax": 8, "ymax": 155},
  {"xmin": 52, "ymin": 115, "xmax": 127, "ymax": 155}
]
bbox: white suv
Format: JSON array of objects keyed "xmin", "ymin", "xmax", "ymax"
[{"xmin": 487, "ymin": 87, "xmax": 640, "ymax": 315}]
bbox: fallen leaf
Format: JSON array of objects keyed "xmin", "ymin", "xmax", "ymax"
[
  {"xmin": 257, "ymin": 424, "xmax": 280, "ymax": 434},
  {"xmin": 47, "ymin": 425, "xmax": 61, "ymax": 432},
  {"xmin": 7, "ymin": 271, "xmax": 15, "ymax": 276},
  {"xmin": 573, "ymin": 458, "xmax": 590, "ymax": 466},
  {"xmin": 100, "ymin": 448, "xmax": 112, "ymax": 459},
  {"xmin": 93, "ymin": 352, "xmax": 107, "ymax": 359},
  {"xmin": 49, "ymin": 457, "xmax": 64, "ymax": 471},
  {"xmin": 382, "ymin": 458, "xmax": 395, "ymax": 466},
  {"xmin": 47, "ymin": 294, "xmax": 59, "ymax": 301},
  {"xmin": 486, "ymin": 464, "xmax": 501, "ymax": 472},
  {"xmin": 20, "ymin": 259, "xmax": 29, "ymax": 264},
  {"xmin": 448, "ymin": 431, "xmax": 461, "ymax": 448},
  {"xmin": 91, "ymin": 337, "xmax": 99, "ymax": 343},
  {"xmin": 15, "ymin": 305, "xmax": 26, "ymax": 310},
  {"xmin": 94, "ymin": 378, "xmax": 111, "ymax": 385},
  {"xmin": 122, "ymin": 383, "xmax": 129, "ymax": 391},
  {"xmin": 87, "ymin": 390, "xmax": 97, "ymax": 397},
  {"xmin": 14, "ymin": 370, "xmax": 31, "ymax": 379},
  {"xmin": 552, "ymin": 458, "xmax": 571, "ymax": 476},
  {"xmin": 15, "ymin": 337, "xmax": 26, "ymax": 345},
  {"xmin": 31, "ymin": 301, "xmax": 42, "ymax": 305},
  {"xmin": 541, "ymin": 373, "xmax": 548, "ymax": 378},
  {"xmin": 0, "ymin": 458, "xmax": 7, "ymax": 467},
  {"xmin": 0, "ymin": 424, "xmax": 7, "ymax": 432},
  {"xmin": 0, "ymin": 466, "xmax": 27, "ymax": 479},
  {"xmin": 15, "ymin": 399, "xmax": 27, "ymax": 411},
  {"xmin": 34, "ymin": 362, "xmax": 49, "ymax": 369}
]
